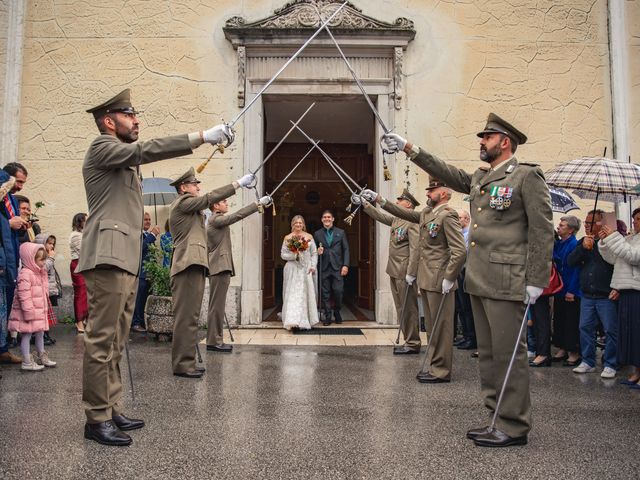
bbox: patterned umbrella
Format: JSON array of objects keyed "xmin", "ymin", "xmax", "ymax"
[
  {"xmin": 548, "ymin": 186, "xmax": 579, "ymax": 213},
  {"xmin": 545, "ymin": 156, "xmax": 640, "ymax": 205}
]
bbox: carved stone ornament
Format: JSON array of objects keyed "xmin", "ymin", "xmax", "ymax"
[{"xmin": 225, "ymin": 0, "xmax": 414, "ymax": 32}]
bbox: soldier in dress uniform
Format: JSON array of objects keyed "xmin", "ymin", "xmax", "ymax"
[
  {"xmin": 80, "ymin": 88, "xmax": 233, "ymax": 446},
  {"xmin": 362, "ymin": 189, "xmax": 421, "ymax": 354},
  {"xmin": 365, "ymin": 181, "xmax": 466, "ymax": 380},
  {"xmin": 382, "ymin": 113, "xmax": 554, "ymax": 447},
  {"xmin": 206, "ymin": 193, "xmax": 271, "ymax": 352},
  {"xmin": 168, "ymin": 167, "xmax": 256, "ymax": 378}
]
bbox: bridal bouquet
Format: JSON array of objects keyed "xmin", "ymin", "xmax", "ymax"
[{"xmin": 286, "ymin": 235, "xmax": 309, "ymax": 261}]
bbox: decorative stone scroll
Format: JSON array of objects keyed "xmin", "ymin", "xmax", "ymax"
[
  {"xmin": 393, "ymin": 47, "xmax": 403, "ymax": 110},
  {"xmin": 224, "ymin": 1, "xmax": 416, "ymax": 108},
  {"xmin": 225, "ymin": 0, "xmax": 414, "ymax": 32},
  {"xmin": 237, "ymin": 46, "xmax": 246, "ymax": 108}
]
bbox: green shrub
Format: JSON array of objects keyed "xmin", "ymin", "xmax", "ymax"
[{"xmin": 143, "ymin": 243, "xmax": 172, "ymax": 297}]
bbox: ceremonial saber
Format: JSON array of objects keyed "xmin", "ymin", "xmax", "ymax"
[
  {"xmin": 417, "ymin": 292, "xmax": 449, "ymax": 375},
  {"xmin": 293, "ymin": 123, "xmax": 363, "ymax": 192},
  {"xmin": 249, "ymin": 102, "xmax": 316, "ymax": 180},
  {"xmin": 224, "ymin": 312, "xmax": 235, "ymax": 343},
  {"xmin": 395, "ymin": 282, "xmax": 412, "ymax": 344},
  {"xmin": 225, "ymin": 2, "xmax": 348, "ymax": 130},
  {"xmin": 267, "ymin": 142, "xmax": 320, "ymax": 198},
  {"xmin": 489, "ymin": 303, "xmax": 531, "ymax": 431},
  {"xmin": 195, "ymin": 342, "xmax": 203, "ymax": 364},
  {"xmin": 315, "ymin": 8, "xmax": 389, "ymax": 136},
  {"xmin": 317, "ymin": 242, "xmax": 323, "ymax": 320},
  {"xmin": 124, "ymin": 342, "xmax": 135, "ymax": 402}
]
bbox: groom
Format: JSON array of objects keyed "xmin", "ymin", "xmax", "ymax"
[{"xmin": 314, "ymin": 210, "xmax": 350, "ymax": 326}]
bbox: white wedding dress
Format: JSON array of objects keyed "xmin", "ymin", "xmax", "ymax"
[{"xmin": 280, "ymin": 237, "xmax": 319, "ymax": 330}]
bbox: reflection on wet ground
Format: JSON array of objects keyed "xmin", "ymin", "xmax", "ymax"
[{"xmin": 1, "ymin": 326, "xmax": 639, "ymax": 479}]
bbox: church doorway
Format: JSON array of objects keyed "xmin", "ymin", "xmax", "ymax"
[{"xmin": 261, "ymin": 96, "xmax": 376, "ymax": 321}]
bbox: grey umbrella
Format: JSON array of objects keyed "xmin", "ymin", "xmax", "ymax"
[{"xmin": 142, "ymin": 177, "xmax": 177, "ymax": 223}]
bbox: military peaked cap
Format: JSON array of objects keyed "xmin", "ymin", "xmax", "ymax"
[
  {"xmin": 397, "ymin": 188, "xmax": 420, "ymax": 207},
  {"xmin": 170, "ymin": 167, "xmax": 200, "ymax": 187},
  {"xmin": 426, "ymin": 176, "xmax": 447, "ymax": 190},
  {"xmin": 476, "ymin": 112, "xmax": 527, "ymax": 145},
  {"xmin": 86, "ymin": 88, "xmax": 142, "ymax": 118}
]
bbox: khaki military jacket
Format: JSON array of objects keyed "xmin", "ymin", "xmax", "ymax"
[
  {"xmin": 207, "ymin": 202, "xmax": 259, "ymax": 277},
  {"xmin": 77, "ymin": 134, "xmax": 193, "ymax": 275},
  {"xmin": 411, "ymin": 148, "xmax": 554, "ymax": 301},
  {"xmin": 383, "ymin": 201, "xmax": 466, "ymax": 292},
  {"xmin": 169, "ymin": 184, "xmax": 236, "ymax": 277},
  {"xmin": 362, "ymin": 202, "xmax": 419, "ymax": 279}
]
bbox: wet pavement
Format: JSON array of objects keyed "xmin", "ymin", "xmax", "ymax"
[{"xmin": 1, "ymin": 325, "xmax": 639, "ymax": 479}]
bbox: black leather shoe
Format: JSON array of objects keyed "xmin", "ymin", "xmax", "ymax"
[
  {"xmin": 334, "ymin": 310, "xmax": 343, "ymax": 324},
  {"xmin": 417, "ymin": 372, "xmax": 450, "ymax": 384},
  {"xmin": 322, "ymin": 319, "xmax": 332, "ymax": 326},
  {"xmin": 112, "ymin": 414, "xmax": 145, "ymax": 431},
  {"xmin": 473, "ymin": 428, "xmax": 528, "ymax": 447},
  {"xmin": 457, "ymin": 339, "xmax": 477, "ymax": 350},
  {"xmin": 207, "ymin": 344, "xmax": 233, "ymax": 353},
  {"xmin": 563, "ymin": 357, "xmax": 582, "ymax": 367},
  {"xmin": 84, "ymin": 421, "xmax": 132, "ymax": 446},
  {"xmin": 173, "ymin": 370, "xmax": 204, "ymax": 379},
  {"xmin": 529, "ymin": 357, "xmax": 551, "ymax": 367},
  {"xmin": 393, "ymin": 346, "xmax": 420, "ymax": 355},
  {"xmin": 466, "ymin": 426, "xmax": 492, "ymax": 439}
]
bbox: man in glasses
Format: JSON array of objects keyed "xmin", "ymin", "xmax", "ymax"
[{"xmin": 79, "ymin": 88, "xmax": 233, "ymax": 447}]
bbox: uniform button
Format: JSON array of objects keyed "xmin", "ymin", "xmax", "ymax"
[
  {"xmin": 481, "ymin": 190, "xmax": 485, "ymax": 195},
  {"xmin": 473, "ymin": 224, "xmax": 478, "ymax": 229},
  {"xmin": 114, "ymin": 225, "xmax": 119, "ymax": 228},
  {"xmin": 471, "ymin": 241, "xmax": 476, "ymax": 247},
  {"xmin": 477, "ymin": 207, "xmax": 482, "ymax": 212}
]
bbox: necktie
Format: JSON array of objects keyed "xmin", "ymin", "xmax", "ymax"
[{"xmin": 3, "ymin": 195, "xmax": 14, "ymax": 218}]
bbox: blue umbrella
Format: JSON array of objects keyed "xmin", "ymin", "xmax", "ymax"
[
  {"xmin": 142, "ymin": 177, "xmax": 177, "ymax": 223},
  {"xmin": 549, "ymin": 186, "xmax": 579, "ymax": 213}
]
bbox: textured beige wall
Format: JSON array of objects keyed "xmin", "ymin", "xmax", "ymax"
[
  {"xmin": 0, "ymin": 1, "xmax": 7, "ymax": 107},
  {"xmin": 11, "ymin": 0, "xmax": 622, "ymax": 283},
  {"xmin": 629, "ymin": 0, "xmax": 640, "ymax": 170}
]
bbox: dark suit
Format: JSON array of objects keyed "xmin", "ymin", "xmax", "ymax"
[{"xmin": 313, "ymin": 227, "xmax": 350, "ymax": 319}]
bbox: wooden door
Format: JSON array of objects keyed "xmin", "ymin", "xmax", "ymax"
[{"xmin": 262, "ymin": 143, "xmax": 374, "ymax": 311}]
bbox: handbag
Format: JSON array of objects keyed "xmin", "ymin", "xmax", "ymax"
[{"xmin": 542, "ymin": 262, "xmax": 564, "ymax": 296}]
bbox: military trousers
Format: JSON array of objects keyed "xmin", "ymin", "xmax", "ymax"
[
  {"xmin": 390, "ymin": 277, "xmax": 420, "ymax": 349},
  {"xmin": 420, "ymin": 289, "xmax": 455, "ymax": 380},
  {"xmin": 206, "ymin": 272, "xmax": 230, "ymax": 346},
  {"xmin": 470, "ymin": 295, "xmax": 531, "ymax": 438},
  {"xmin": 171, "ymin": 265, "xmax": 206, "ymax": 374},
  {"xmin": 82, "ymin": 268, "xmax": 137, "ymax": 423}
]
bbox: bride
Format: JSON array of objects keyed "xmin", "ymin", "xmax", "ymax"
[{"xmin": 280, "ymin": 215, "xmax": 319, "ymax": 330}]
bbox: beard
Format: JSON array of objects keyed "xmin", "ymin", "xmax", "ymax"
[
  {"xmin": 479, "ymin": 143, "xmax": 501, "ymax": 163},
  {"xmin": 426, "ymin": 193, "xmax": 441, "ymax": 208},
  {"xmin": 114, "ymin": 119, "xmax": 139, "ymax": 143}
]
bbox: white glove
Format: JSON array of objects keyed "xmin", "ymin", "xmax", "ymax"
[
  {"xmin": 361, "ymin": 189, "xmax": 378, "ymax": 202},
  {"xmin": 203, "ymin": 123, "xmax": 235, "ymax": 146},
  {"xmin": 524, "ymin": 286, "xmax": 544, "ymax": 305},
  {"xmin": 442, "ymin": 278, "xmax": 455, "ymax": 294},
  {"xmin": 258, "ymin": 195, "xmax": 273, "ymax": 206},
  {"xmin": 382, "ymin": 133, "xmax": 407, "ymax": 153},
  {"xmin": 236, "ymin": 173, "xmax": 255, "ymax": 188},
  {"xmin": 350, "ymin": 193, "xmax": 362, "ymax": 205},
  {"xmin": 405, "ymin": 274, "xmax": 416, "ymax": 285}
]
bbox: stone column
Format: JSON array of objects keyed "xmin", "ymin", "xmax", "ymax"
[
  {"xmin": 1, "ymin": 0, "xmax": 26, "ymax": 167},
  {"xmin": 240, "ymin": 90, "xmax": 264, "ymax": 325},
  {"xmin": 374, "ymin": 94, "xmax": 396, "ymax": 325}
]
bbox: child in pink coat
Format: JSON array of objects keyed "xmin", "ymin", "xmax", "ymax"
[{"xmin": 8, "ymin": 242, "xmax": 56, "ymax": 371}]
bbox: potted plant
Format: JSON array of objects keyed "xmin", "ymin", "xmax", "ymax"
[{"xmin": 143, "ymin": 243, "xmax": 173, "ymax": 341}]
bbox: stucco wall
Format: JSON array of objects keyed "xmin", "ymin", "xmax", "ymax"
[
  {"xmin": 628, "ymin": 0, "xmax": 640, "ymax": 171},
  {"xmin": 6, "ymin": 0, "xmax": 627, "ymax": 288}
]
